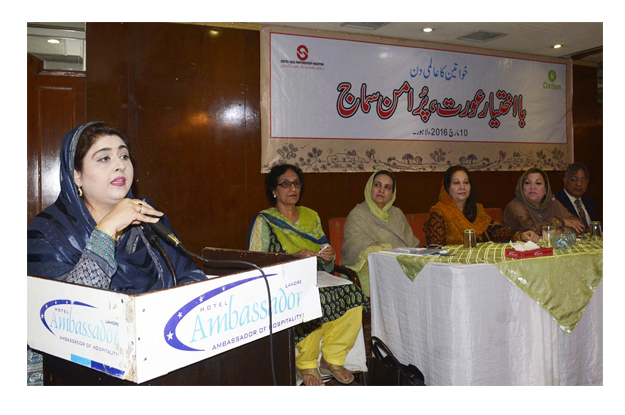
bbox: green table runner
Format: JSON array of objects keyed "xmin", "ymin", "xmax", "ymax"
[{"xmin": 395, "ymin": 240, "xmax": 603, "ymax": 334}]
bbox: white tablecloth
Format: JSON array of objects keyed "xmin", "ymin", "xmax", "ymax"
[{"xmin": 368, "ymin": 252, "xmax": 603, "ymax": 385}]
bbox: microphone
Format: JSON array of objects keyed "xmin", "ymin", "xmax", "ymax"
[{"xmin": 146, "ymin": 221, "xmax": 185, "ymax": 250}]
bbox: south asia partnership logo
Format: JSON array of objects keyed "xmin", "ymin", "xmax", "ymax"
[
  {"xmin": 297, "ymin": 45, "xmax": 309, "ymax": 61},
  {"xmin": 279, "ymin": 44, "xmax": 325, "ymax": 70},
  {"xmin": 544, "ymin": 69, "xmax": 562, "ymax": 90}
]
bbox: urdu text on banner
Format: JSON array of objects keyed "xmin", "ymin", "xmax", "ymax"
[{"xmin": 260, "ymin": 27, "xmax": 573, "ymax": 173}]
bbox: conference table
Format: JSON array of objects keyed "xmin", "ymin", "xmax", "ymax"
[{"xmin": 368, "ymin": 240, "xmax": 603, "ymax": 386}]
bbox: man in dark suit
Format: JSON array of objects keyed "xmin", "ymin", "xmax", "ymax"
[{"xmin": 554, "ymin": 163, "xmax": 599, "ymax": 227}]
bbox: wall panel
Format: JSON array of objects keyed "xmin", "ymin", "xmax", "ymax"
[
  {"xmin": 27, "ymin": 55, "xmax": 43, "ymax": 223},
  {"xmin": 27, "ymin": 54, "xmax": 85, "ymax": 223}
]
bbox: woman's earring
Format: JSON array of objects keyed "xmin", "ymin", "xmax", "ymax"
[
  {"xmin": 273, "ymin": 193, "xmax": 276, "ymax": 198},
  {"xmin": 77, "ymin": 186, "xmax": 83, "ymax": 197}
]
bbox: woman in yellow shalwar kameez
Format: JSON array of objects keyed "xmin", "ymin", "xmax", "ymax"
[{"xmin": 249, "ymin": 164, "xmax": 368, "ymax": 386}]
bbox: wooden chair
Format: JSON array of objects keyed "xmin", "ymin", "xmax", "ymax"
[
  {"xmin": 327, "ymin": 216, "xmax": 362, "ymax": 289},
  {"xmin": 404, "ymin": 213, "xmax": 430, "ymax": 246},
  {"xmin": 484, "ymin": 207, "xmax": 504, "ymax": 224},
  {"xmin": 328, "ymin": 216, "xmax": 347, "ymax": 265}
]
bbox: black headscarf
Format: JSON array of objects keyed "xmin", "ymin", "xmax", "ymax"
[{"xmin": 27, "ymin": 122, "xmax": 205, "ymax": 293}]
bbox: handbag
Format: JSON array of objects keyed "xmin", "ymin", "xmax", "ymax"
[{"xmin": 369, "ymin": 336, "xmax": 426, "ymax": 386}]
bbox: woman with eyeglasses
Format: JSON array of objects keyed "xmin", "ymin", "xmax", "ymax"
[
  {"xmin": 503, "ymin": 167, "xmax": 586, "ymax": 235},
  {"xmin": 341, "ymin": 170, "xmax": 420, "ymax": 298},
  {"xmin": 248, "ymin": 164, "xmax": 367, "ymax": 386},
  {"xmin": 424, "ymin": 165, "xmax": 539, "ymax": 247}
]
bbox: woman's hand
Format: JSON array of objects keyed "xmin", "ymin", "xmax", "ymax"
[
  {"xmin": 563, "ymin": 218, "xmax": 586, "ymax": 234},
  {"xmin": 318, "ymin": 245, "xmax": 335, "ymax": 264},
  {"xmin": 296, "ymin": 245, "xmax": 336, "ymax": 264},
  {"xmin": 519, "ymin": 230, "xmax": 540, "ymax": 243},
  {"xmin": 97, "ymin": 199, "xmax": 163, "ymax": 237},
  {"xmin": 295, "ymin": 249, "xmax": 321, "ymax": 258}
]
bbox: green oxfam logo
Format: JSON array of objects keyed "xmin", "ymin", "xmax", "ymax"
[
  {"xmin": 548, "ymin": 70, "xmax": 557, "ymax": 82},
  {"xmin": 544, "ymin": 70, "xmax": 561, "ymax": 90}
]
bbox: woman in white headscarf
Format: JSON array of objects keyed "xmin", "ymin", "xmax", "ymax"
[{"xmin": 341, "ymin": 170, "xmax": 420, "ymax": 297}]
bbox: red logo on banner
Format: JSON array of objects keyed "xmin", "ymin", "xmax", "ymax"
[{"xmin": 297, "ymin": 45, "xmax": 309, "ymax": 61}]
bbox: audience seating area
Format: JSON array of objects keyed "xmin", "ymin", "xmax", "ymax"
[{"xmin": 328, "ymin": 208, "xmax": 504, "ymax": 265}]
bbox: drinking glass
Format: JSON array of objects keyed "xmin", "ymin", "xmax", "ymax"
[
  {"xmin": 589, "ymin": 221, "xmax": 602, "ymax": 241},
  {"xmin": 463, "ymin": 229, "xmax": 476, "ymax": 249},
  {"xmin": 542, "ymin": 225, "xmax": 556, "ymax": 247}
]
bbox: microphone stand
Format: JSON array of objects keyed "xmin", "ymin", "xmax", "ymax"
[{"xmin": 141, "ymin": 224, "xmax": 178, "ymax": 286}]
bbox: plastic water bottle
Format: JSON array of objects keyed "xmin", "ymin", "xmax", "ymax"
[{"xmin": 554, "ymin": 230, "xmax": 576, "ymax": 249}]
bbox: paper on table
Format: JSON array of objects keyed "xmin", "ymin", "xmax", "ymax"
[
  {"xmin": 317, "ymin": 270, "xmax": 353, "ymax": 287},
  {"xmin": 378, "ymin": 247, "xmax": 449, "ymax": 256},
  {"xmin": 394, "ymin": 247, "xmax": 427, "ymax": 254},
  {"xmin": 509, "ymin": 240, "xmax": 540, "ymax": 251}
]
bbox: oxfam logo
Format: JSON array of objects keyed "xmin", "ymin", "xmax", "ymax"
[
  {"xmin": 544, "ymin": 70, "xmax": 561, "ymax": 90},
  {"xmin": 548, "ymin": 70, "xmax": 557, "ymax": 82}
]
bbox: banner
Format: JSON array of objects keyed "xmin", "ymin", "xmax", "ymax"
[{"xmin": 260, "ymin": 26, "xmax": 573, "ymax": 172}]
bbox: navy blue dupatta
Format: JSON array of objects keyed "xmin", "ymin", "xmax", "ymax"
[{"xmin": 27, "ymin": 122, "xmax": 205, "ymax": 293}]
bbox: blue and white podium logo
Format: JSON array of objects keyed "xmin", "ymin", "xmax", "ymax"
[
  {"xmin": 38, "ymin": 298, "xmax": 125, "ymax": 378},
  {"xmin": 39, "ymin": 299, "xmax": 120, "ymax": 346},
  {"xmin": 164, "ymin": 273, "xmax": 304, "ymax": 353}
]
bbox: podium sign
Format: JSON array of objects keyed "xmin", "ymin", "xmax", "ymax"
[{"xmin": 28, "ymin": 256, "xmax": 320, "ymax": 384}]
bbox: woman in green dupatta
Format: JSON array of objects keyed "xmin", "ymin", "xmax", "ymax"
[
  {"xmin": 249, "ymin": 164, "xmax": 367, "ymax": 386},
  {"xmin": 341, "ymin": 170, "xmax": 420, "ymax": 297}
]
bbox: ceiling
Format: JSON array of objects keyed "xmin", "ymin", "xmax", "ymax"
[
  {"xmin": 254, "ymin": 22, "xmax": 603, "ymax": 62},
  {"xmin": 27, "ymin": 22, "xmax": 87, "ymax": 70},
  {"xmin": 26, "ymin": 22, "xmax": 603, "ymax": 73}
]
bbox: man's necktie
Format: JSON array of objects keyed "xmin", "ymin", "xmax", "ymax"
[{"xmin": 574, "ymin": 198, "xmax": 588, "ymax": 226}]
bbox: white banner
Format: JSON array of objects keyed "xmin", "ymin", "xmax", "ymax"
[{"xmin": 261, "ymin": 27, "xmax": 573, "ymax": 172}]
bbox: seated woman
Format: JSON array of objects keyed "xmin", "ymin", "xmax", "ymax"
[
  {"xmin": 503, "ymin": 167, "xmax": 586, "ymax": 235},
  {"xmin": 248, "ymin": 164, "xmax": 367, "ymax": 386},
  {"xmin": 27, "ymin": 122, "xmax": 207, "ymax": 291},
  {"xmin": 424, "ymin": 165, "xmax": 539, "ymax": 246},
  {"xmin": 341, "ymin": 170, "xmax": 419, "ymax": 297}
]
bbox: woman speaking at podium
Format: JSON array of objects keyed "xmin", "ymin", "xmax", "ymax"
[{"xmin": 27, "ymin": 122, "xmax": 207, "ymax": 292}]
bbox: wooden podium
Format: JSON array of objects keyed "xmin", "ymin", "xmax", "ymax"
[{"xmin": 28, "ymin": 248, "xmax": 321, "ymax": 385}]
